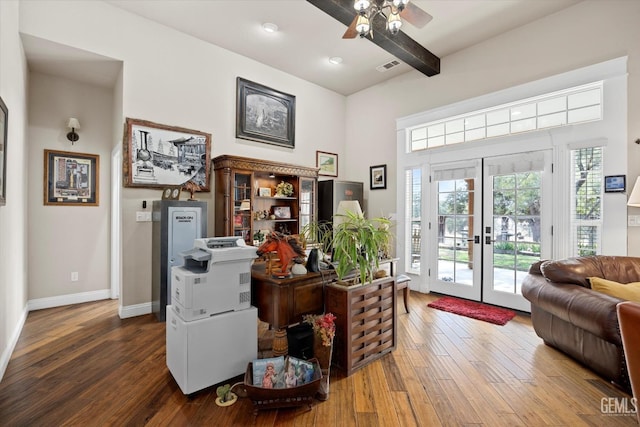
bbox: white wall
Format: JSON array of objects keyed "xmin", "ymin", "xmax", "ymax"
[
  {"xmin": 18, "ymin": 0, "xmax": 347, "ymax": 312},
  {"xmin": 27, "ymin": 72, "xmax": 113, "ymax": 306},
  {"xmin": 345, "ymin": 0, "xmax": 640, "ymax": 257},
  {"xmin": 0, "ymin": 0, "xmax": 30, "ymax": 379}
]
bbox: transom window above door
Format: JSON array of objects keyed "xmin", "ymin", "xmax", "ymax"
[{"xmin": 409, "ymin": 81, "xmax": 602, "ymax": 152}]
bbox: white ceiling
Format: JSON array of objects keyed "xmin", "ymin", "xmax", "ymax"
[{"xmin": 24, "ymin": 0, "xmax": 581, "ymax": 95}]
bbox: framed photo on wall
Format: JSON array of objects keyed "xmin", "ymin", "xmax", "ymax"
[
  {"xmin": 122, "ymin": 117, "xmax": 211, "ymax": 191},
  {"xmin": 0, "ymin": 96, "xmax": 7, "ymax": 206},
  {"xmin": 370, "ymin": 164, "xmax": 387, "ymax": 190},
  {"xmin": 44, "ymin": 149, "xmax": 99, "ymax": 206},
  {"xmin": 316, "ymin": 151, "xmax": 338, "ymax": 177},
  {"xmin": 236, "ymin": 77, "xmax": 295, "ymax": 148}
]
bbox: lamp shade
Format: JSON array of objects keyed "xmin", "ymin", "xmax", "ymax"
[
  {"xmin": 334, "ymin": 200, "xmax": 363, "ymax": 235},
  {"xmin": 388, "ymin": 12, "xmax": 402, "ymax": 34},
  {"xmin": 355, "ymin": 14, "xmax": 370, "ymax": 35},
  {"xmin": 354, "ymin": 0, "xmax": 370, "ymax": 11},
  {"xmin": 628, "ymin": 177, "xmax": 640, "ymax": 207},
  {"xmin": 67, "ymin": 118, "xmax": 80, "ymax": 130},
  {"xmin": 336, "ymin": 200, "xmax": 363, "ymax": 217}
]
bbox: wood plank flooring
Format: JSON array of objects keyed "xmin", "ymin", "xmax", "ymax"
[{"xmin": 0, "ymin": 292, "xmax": 636, "ymax": 426}]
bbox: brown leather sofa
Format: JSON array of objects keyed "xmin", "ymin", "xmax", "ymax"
[{"xmin": 522, "ymin": 256, "xmax": 640, "ymax": 392}]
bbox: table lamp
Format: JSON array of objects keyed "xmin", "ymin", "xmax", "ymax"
[{"xmin": 628, "ymin": 177, "xmax": 640, "ymax": 207}]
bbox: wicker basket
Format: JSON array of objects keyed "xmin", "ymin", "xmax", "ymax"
[{"xmin": 244, "ymin": 358, "xmax": 322, "ymax": 413}]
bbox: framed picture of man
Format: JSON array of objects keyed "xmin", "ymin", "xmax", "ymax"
[{"xmin": 236, "ymin": 77, "xmax": 295, "ymax": 148}]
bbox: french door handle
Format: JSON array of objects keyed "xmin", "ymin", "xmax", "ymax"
[
  {"xmin": 485, "ymin": 236, "xmax": 493, "ymax": 245},
  {"xmin": 467, "ymin": 236, "xmax": 480, "ymax": 244}
]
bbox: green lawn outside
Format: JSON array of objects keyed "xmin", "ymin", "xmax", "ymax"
[{"xmin": 438, "ymin": 248, "xmax": 539, "ymax": 272}]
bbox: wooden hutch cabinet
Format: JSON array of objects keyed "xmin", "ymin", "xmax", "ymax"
[{"xmin": 212, "ymin": 155, "xmax": 318, "ymax": 245}]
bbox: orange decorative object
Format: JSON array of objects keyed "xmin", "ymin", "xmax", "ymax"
[{"xmin": 256, "ymin": 232, "xmax": 305, "ymax": 276}]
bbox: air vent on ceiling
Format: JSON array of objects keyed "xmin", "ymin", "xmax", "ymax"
[{"xmin": 376, "ymin": 60, "xmax": 401, "ymax": 72}]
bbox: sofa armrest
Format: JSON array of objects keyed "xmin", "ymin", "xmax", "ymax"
[{"xmin": 523, "ymin": 274, "xmax": 623, "ymax": 345}]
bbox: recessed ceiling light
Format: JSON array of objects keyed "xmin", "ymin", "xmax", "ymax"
[
  {"xmin": 262, "ymin": 22, "xmax": 279, "ymax": 33},
  {"xmin": 329, "ymin": 56, "xmax": 343, "ymax": 65}
]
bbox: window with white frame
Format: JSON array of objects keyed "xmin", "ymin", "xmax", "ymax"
[
  {"xmin": 570, "ymin": 146, "xmax": 603, "ymax": 256},
  {"xmin": 405, "ymin": 168, "xmax": 422, "ymax": 273},
  {"xmin": 409, "ymin": 82, "xmax": 603, "ymax": 152}
]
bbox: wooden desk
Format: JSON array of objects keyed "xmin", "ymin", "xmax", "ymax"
[
  {"xmin": 251, "ymin": 265, "xmax": 335, "ymax": 329},
  {"xmin": 251, "ymin": 259, "xmax": 398, "ymax": 330}
]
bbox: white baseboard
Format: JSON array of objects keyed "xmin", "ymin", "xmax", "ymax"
[
  {"xmin": 119, "ymin": 302, "xmax": 152, "ymax": 319},
  {"xmin": 27, "ymin": 289, "xmax": 111, "ymax": 311},
  {"xmin": 0, "ymin": 304, "xmax": 28, "ymax": 382}
]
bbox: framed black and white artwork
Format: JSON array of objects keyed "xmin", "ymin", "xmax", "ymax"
[
  {"xmin": 122, "ymin": 118, "xmax": 211, "ymax": 191},
  {"xmin": 236, "ymin": 77, "xmax": 295, "ymax": 148}
]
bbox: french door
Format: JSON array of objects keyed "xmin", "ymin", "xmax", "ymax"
[
  {"xmin": 429, "ymin": 151, "xmax": 552, "ymax": 311},
  {"xmin": 429, "ymin": 161, "xmax": 482, "ymax": 301},
  {"xmin": 482, "ymin": 151, "xmax": 552, "ymax": 311}
]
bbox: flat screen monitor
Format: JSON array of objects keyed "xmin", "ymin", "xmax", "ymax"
[{"xmin": 604, "ymin": 175, "xmax": 626, "ymax": 193}]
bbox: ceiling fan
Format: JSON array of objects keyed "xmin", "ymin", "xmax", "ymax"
[
  {"xmin": 307, "ymin": 0, "xmax": 440, "ymax": 77},
  {"xmin": 342, "ymin": 0, "xmax": 433, "ymax": 39}
]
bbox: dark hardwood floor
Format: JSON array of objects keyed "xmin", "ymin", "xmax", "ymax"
[{"xmin": 0, "ymin": 292, "xmax": 636, "ymax": 426}]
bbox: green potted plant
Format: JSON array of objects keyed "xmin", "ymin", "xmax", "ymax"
[
  {"xmin": 330, "ymin": 211, "xmax": 392, "ymax": 285},
  {"xmin": 300, "ymin": 212, "xmax": 392, "ymax": 285}
]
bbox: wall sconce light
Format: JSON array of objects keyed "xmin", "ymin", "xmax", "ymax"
[{"xmin": 66, "ymin": 118, "xmax": 80, "ymax": 144}]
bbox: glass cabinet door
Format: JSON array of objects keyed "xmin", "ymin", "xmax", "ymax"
[
  {"xmin": 233, "ymin": 172, "xmax": 252, "ymax": 244},
  {"xmin": 299, "ymin": 177, "xmax": 316, "ymax": 231}
]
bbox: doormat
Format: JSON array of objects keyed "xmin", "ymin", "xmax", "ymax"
[{"xmin": 427, "ymin": 296, "xmax": 516, "ymax": 325}]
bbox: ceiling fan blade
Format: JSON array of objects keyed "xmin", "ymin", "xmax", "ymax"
[
  {"xmin": 342, "ymin": 15, "xmax": 358, "ymax": 39},
  {"xmin": 400, "ymin": 2, "xmax": 433, "ymax": 29}
]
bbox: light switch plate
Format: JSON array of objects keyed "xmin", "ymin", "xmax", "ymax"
[
  {"xmin": 136, "ymin": 211, "xmax": 152, "ymax": 222},
  {"xmin": 628, "ymin": 215, "xmax": 640, "ymax": 227}
]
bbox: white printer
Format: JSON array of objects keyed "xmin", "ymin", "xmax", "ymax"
[{"xmin": 171, "ymin": 237, "xmax": 258, "ymax": 321}]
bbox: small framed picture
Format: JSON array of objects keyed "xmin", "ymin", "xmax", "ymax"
[
  {"xmin": 44, "ymin": 149, "xmax": 99, "ymax": 206},
  {"xmin": 316, "ymin": 151, "xmax": 338, "ymax": 177},
  {"xmin": 259, "ymin": 187, "xmax": 271, "ymax": 197},
  {"xmin": 604, "ymin": 175, "xmax": 626, "ymax": 193},
  {"xmin": 273, "ymin": 206, "xmax": 291, "ymax": 219},
  {"xmin": 370, "ymin": 164, "xmax": 387, "ymax": 190}
]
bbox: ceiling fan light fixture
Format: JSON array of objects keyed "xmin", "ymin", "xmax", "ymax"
[
  {"xmin": 392, "ymin": 0, "xmax": 410, "ymax": 11},
  {"xmin": 355, "ymin": 14, "xmax": 370, "ymax": 36},
  {"xmin": 354, "ymin": 0, "xmax": 371, "ymax": 13},
  {"xmin": 387, "ymin": 11, "xmax": 402, "ymax": 34}
]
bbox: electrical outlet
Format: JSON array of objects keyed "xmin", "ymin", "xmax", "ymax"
[
  {"xmin": 71, "ymin": 272, "xmax": 79, "ymax": 282},
  {"xmin": 629, "ymin": 215, "xmax": 640, "ymax": 227}
]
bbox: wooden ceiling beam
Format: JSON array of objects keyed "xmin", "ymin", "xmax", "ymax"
[{"xmin": 307, "ymin": 0, "xmax": 440, "ymax": 77}]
